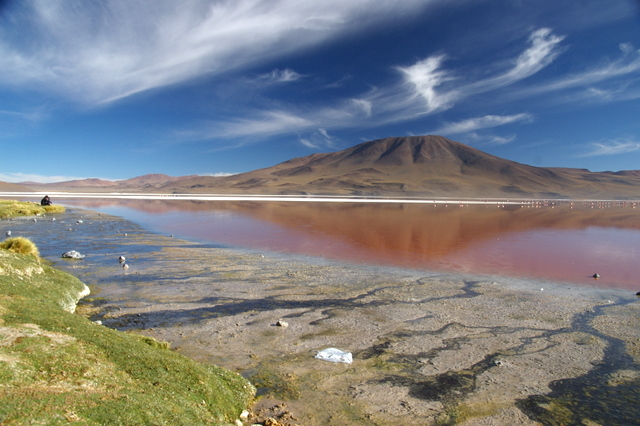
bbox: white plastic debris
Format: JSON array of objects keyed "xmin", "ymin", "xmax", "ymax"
[{"xmin": 315, "ymin": 347, "xmax": 353, "ymax": 364}]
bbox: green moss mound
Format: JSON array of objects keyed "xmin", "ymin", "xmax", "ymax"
[
  {"xmin": 0, "ymin": 237, "xmax": 40, "ymax": 257},
  {"xmin": 0, "ymin": 249, "xmax": 255, "ymax": 425}
]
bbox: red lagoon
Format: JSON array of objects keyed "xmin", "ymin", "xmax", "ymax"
[{"xmin": 61, "ymin": 198, "xmax": 640, "ymax": 291}]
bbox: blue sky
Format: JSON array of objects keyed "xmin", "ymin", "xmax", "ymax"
[{"xmin": 1, "ymin": 0, "xmax": 639, "ymax": 183}]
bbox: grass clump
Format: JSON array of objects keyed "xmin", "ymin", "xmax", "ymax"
[
  {"xmin": 0, "ymin": 237, "xmax": 40, "ymax": 257},
  {"xmin": 0, "ymin": 199, "xmax": 65, "ymax": 218},
  {"xmin": 0, "ymin": 247, "xmax": 255, "ymax": 425}
]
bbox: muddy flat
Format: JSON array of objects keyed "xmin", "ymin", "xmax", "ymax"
[{"xmin": 2, "ymin": 208, "xmax": 639, "ymax": 425}]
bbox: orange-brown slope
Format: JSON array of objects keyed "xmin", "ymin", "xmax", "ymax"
[
  {"xmin": 0, "ymin": 181, "xmax": 34, "ymax": 192},
  {"xmin": 21, "ymin": 178, "xmax": 119, "ymax": 192},
  {"xmin": 20, "ymin": 174, "xmax": 195, "ymax": 193},
  {"xmin": 161, "ymin": 135, "xmax": 640, "ymax": 198}
]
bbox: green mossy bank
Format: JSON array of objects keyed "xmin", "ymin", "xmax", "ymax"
[{"xmin": 0, "ymin": 245, "xmax": 255, "ymax": 425}]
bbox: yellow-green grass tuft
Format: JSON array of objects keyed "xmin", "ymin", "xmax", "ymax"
[
  {"xmin": 43, "ymin": 204, "xmax": 65, "ymax": 214},
  {"xmin": 0, "ymin": 237, "xmax": 40, "ymax": 257},
  {"xmin": 0, "ymin": 199, "xmax": 65, "ymax": 218}
]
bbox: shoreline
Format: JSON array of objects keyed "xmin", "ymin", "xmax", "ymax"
[
  {"xmin": 4, "ymin": 191, "xmax": 640, "ymax": 204},
  {"xmin": 6, "ymin": 192, "xmax": 640, "ymax": 292},
  {"xmin": 2, "ymin": 206, "xmax": 639, "ymax": 425}
]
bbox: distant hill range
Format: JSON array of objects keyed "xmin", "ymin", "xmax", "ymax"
[{"xmin": 9, "ymin": 135, "xmax": 640, "ymax": 199}]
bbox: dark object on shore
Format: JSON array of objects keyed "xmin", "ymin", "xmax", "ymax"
[
  {"xmin": 592, "ymin": 273, "xmax": 600, "ymax": 279},
  {"xmin": 636, "ymin": 291, "xmax": 640, "ymax": 296},
  {"xmin": 40, "ymin": 195, "xmax": 52, "ymax": 206}
]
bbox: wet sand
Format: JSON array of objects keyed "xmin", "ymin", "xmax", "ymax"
[{"xmin": 2, "ymin": 208, "xmax": 639, "ymax": 425}]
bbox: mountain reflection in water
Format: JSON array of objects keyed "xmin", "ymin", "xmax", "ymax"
[{"xmin": 62, "ymin": 199, "xmax": 640, "ymax": 290}]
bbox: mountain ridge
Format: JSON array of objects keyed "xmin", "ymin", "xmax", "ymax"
[{"xmin": 11, "ymin": 135, "xmax": 640, "ymax": 199}]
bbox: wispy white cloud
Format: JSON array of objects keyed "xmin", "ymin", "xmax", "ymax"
[
  {"xmin": 0, "ymin": 0, "xmax": 433, "ymax": 105},
  {"xmin": 469, "ymin": 28, "xmax": 565, "ymax": 91},
  {"xmin": 299, "ymin": 128, "xmax": 338, "ymax": 149},
  {"xmin": 350, "ymin": 99, "xmax": 373, "ymax": 117},
  {"xmin": 0, "ymin": 106, "xmax": 49, "ymax": 123},
  {"xmin": 198, "ymin": 110, "xmax": 313, "ymax": 139},
  {"xmin": 324, "ymin": 74, "xmax": 353, "ymax": 89},
  {"xmin": 581, "ymin": 138, "xmax": 640, "ymax": 157},
  {"xmin": 485, "ymin": 135, "xmax": 517, "ymax": 146},
  {"xmin": 256, "ymin": 68, "xmax": 303, "ymax": 84},
  {"xmin": 431, "ymin": 113, "xmax": 533, "ymax": 135},
  {"xmin": 179, "ymin": 95, "xmax": 377, "ymax": 142},
  {"xmin": 0, "ymin": 172, "xmax": 90, "ymax": 183},
  {"xmin": 174, "ymin": 28, "xmax": 561, "ymax": 142},
  {"xmin": 459, "ymin": 132, "xmax": 517, "ymax": 146},
  {"xmin": 512, "ymin": 42, "xmax": 640, "ymax": 102},
  {"xmin": 200, "ymin": 172, "xmax": 237, "ymax": 177},
  {"xmin": 396, "ymin": 55, "xmax": 456, "ymax": 113},
  {"xmin": 362, "ymin": 28, "xmax": 564, "ymax": 122}
]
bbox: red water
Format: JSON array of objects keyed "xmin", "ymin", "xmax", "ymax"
[{"xmin": 62, "ymin": 199, "xmax": 640, "ymax": 291}]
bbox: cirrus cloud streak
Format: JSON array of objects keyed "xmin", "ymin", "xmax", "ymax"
[
  {"xmin": 0, "ymin": 0, "xmax": 434, "ymax": 105},
  {"xmin": 581, "ymin": 139, "xmax": 640, "ymax": 157}
]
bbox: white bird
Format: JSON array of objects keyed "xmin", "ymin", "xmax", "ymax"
[
  {"xmin": 5, "ymin": 231, "xmax": 11, "ymax": 236},
  {"xmin": 118, "ymin": 256, "xmax": 126, "ymax": 263},
  {"xmin": 122, "ymin": 263, "xmax": 129, "ymax": 270}
]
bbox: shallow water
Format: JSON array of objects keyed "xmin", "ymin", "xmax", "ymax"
[
  {"xmin": 1, "ymin": 206, "xmax": 638, "ymax": 425},
  {"xmin": 56, "ymin": 198, "xmax": 640, "ymax": 291}
]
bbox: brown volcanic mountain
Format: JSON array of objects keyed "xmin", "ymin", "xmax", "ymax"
[
  {"xmin": 17, "ymin": 136, "xmax": 640, "ymax": 199},
  {"xmin": 160, "ymin": 135, "xmax": 640, "ymax": 199}
]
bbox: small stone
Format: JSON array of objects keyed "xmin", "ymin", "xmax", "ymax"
[
  {"xmin": 62, "ymin": 250, "xmax": 85, "ymax": 259},
  {"xmin": 240, "ymin": 410, "xmax": 250, "ymax": 420},
  {"xmin": 636, "ymin": 291, "xmax": 640, "ymax": 296},
  {"xmin": 276, "ymin": 320, "xmax": 289, "ymax": 327}
]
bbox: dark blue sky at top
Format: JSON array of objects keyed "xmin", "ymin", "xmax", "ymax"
[{"xmin": 0, "ymin": 0, "xmax": 639, "ymax": 183}]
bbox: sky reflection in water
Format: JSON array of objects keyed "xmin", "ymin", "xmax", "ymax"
[{"xmin": 61, "ymin": 199, "xmax": 640, "ymax": 291}]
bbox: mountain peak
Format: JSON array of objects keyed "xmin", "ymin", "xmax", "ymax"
[{"xmin": 341, "ymin": 135, "xmax": 492, "ymax": 167}]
